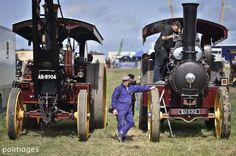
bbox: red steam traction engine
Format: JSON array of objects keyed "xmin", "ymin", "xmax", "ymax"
[
  {"xmin": 6, "ymin": 0, "xmax": 106, "ymax": 141},
  {"xmin": 139, "ymin": 3, "xmax": 231, "ymax": 142}
]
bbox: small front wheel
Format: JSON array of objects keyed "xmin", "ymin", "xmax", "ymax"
[
  {"xmin": 77, "ymin": 90, "xmax": 90, "ymax": 141},
  {"xmin": 6, "ymin": 88, "xmax": 24, "ymax": 140},
  {"xmin": 148, "ymin": 88, "xmax": 160, "ymax": 142}
]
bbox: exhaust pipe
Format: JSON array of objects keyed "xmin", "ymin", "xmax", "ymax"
[{"xmin": 182, "ymin": 3, "xmax": 199, "ymax": 61}]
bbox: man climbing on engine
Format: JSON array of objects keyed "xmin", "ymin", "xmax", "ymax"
[
  {"xmin": 153, "ymin": 20, "xmax": 181, "ymax": 84},
  {"xmin": 111, "ymin": 75, "xmax": 155, "ymax": 142}
]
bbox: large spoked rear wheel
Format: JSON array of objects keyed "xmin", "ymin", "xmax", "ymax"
[
  {"xmin": 148, "ymin": 88, "xmax": 160, "ymax": 142},
  {"xmin": 214, "ymin": 86, "xmax": 231, "ymax": 139},
  {"xmin": 77, "ymin": 90, "xmax": 90, "ymax": 141},
  {"xmin": 87, "ymin": 63, "xmax": 107, "ymax": 129},
  {"xmin": 6, "ymin": 88, "xmax": 24, "ymax": 140}
]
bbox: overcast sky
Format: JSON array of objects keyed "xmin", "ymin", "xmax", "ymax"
[{"xmin": 0, "ymin": 0, "xmax": 235, "ymax": 53}]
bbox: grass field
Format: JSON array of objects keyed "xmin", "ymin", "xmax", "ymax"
[{"xmin": 0, "ymin": 68, "xmax": 236, "ymax": 156}]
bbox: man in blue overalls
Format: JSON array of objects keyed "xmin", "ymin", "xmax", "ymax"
[{"xmin": 111, "ymin": 75, "xmax": 155, "ymax": 142}]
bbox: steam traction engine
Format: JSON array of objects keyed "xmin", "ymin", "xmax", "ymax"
[
  {"xmin": 6, "ymin": 0, "xmax": 107, "ymax": 141},
  {"xmin": 140, "ymin": 3, "xmax": 231, "ymax": 142}
]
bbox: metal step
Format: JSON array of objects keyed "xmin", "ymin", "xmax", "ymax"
[{"xmin": 159, "ymin": 90, "xmax": 174, "ymax": 137}]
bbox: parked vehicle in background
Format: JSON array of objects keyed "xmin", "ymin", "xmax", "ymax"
[{"xmin": 0, "ymin": 25, "xmax": 15, "ymax": 112}]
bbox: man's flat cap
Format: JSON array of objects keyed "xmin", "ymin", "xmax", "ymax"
[{"xmin": 122, "ymin": 75, "xmax": 130, "ymax": 81}]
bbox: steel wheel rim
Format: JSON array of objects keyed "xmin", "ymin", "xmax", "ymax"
[
  {"xmin": 77, "ymin": 90, "xmax": 90, "ymax": 140},
  {"xmin": 147, "ymin": 92, "xmax": 151, "ymax": 140},
  {"xmin": 86, "ymin": 93, "xmax": 90, "ymax": 135},
  {"xmin": 214, "ymin": 92, "xmax": 222, "ymax": 138},
  {"xmin": 103, "ymin": 67, "xmax": 107, "ymax": 127},
  {"xmin": 77, "ymin": 91, "xmax": 90, "ymax": 138},
  {"xmin": 10, "ymin": 91, "xmax": 24, "ymax": 138}
]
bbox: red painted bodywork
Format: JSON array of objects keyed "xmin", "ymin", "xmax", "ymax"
[
  {"xmin": 142, "ymin": 85, "xmax": 218, "ymax": 122},
  {"xmin": 64, "ymin": 50, "xmax": 73, "ymax": 78},
  {"xmin": 20, "ymin": 81, "xmax": 90, "ymax": 120}
]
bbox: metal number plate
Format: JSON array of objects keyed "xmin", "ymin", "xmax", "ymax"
[
  {"xmin": 178, "ymin": 109, "xmax": 200, "ymax": 115},
  {"xmin": 38, "ymin": 74, "xmax": 56, "ymax": 80}
]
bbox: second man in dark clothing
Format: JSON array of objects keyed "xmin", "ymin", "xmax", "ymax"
[{"xmin": 128, "ymin": 73, "xmax": 136, "ymax": 116}]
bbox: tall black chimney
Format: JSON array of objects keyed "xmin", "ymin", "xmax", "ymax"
[{"xmin": 182, "ymin": 3, "xmax": 199, "ymax": 61}]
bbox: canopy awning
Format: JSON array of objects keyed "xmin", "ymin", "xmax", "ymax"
[
  {"xmin": 143, "ymin": 18, "xmax": 228, "ymax": 45},
  {"xmin": 13, "ymin": 18, "xmax": 103, "ymax": 44}
]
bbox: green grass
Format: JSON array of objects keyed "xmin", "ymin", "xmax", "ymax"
[{"xmin": 0, "ymin": 68, "xmax": 236, "ymax": 156}]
